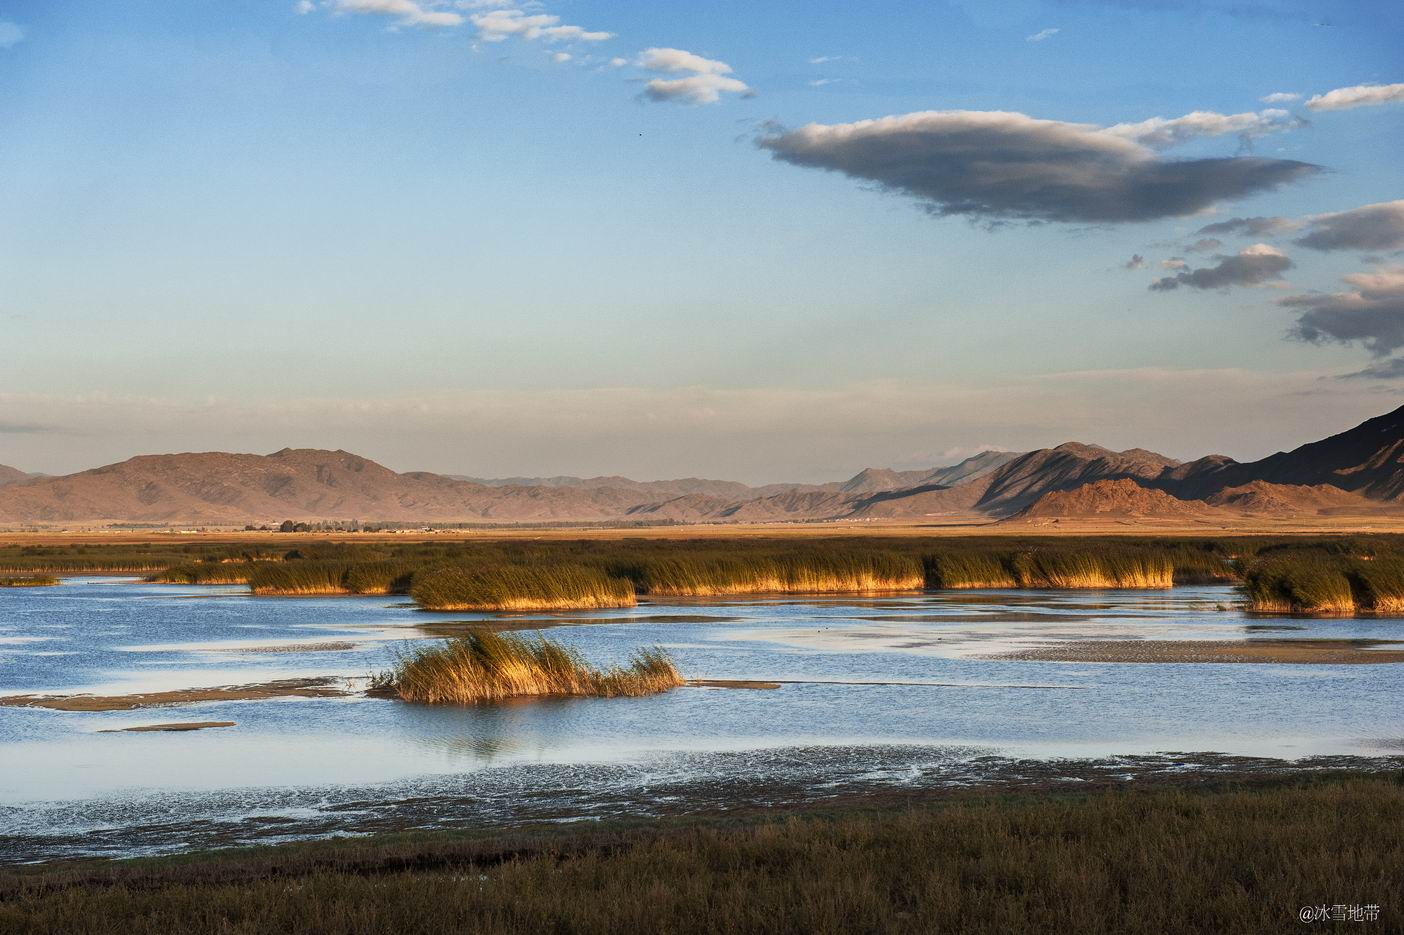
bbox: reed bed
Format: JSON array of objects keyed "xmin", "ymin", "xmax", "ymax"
[
  {"xmin": 925, "ymin": 548, "xmax": 1174, "ymax": 589},
  {"xmin": 0, "ymin": 575, "xmax": 60, "ymax": 587},
  {"xmin": 373, "ymin": 629, "xmax": 682, "ymax": 704},
  {"xmin": 248, "ymin": 561, "xmax": 415, "ymax": 595},
  {"xmin": 411, "ymin": 563, "xmax": 636, "ymax": 611},
  {"xmin": 149, "ymin": 563, "xmax": 258, "ymax": 585},
  {"xmin": 620, "ymin": 552, "xmax": 925, "ymax": 596},
  {"xmin": 1243, "ymin": 551, "xmax": 1404, "ymax": 615}
]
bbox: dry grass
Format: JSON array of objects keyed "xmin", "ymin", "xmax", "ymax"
[
  {"xmin": 2, "ymin": 776, "xmax": 1400, "ymax": 934},
  {"xmin": 373, "ymin": 629, "xmax": 682, "ymax": 704}
]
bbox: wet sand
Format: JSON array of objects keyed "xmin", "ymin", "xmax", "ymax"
[
  {"xmin": 993, "ymin": 638, "xmax": 1404, "ymax": 664},
  {"xmin": 0, "ymin": 677, "xmax": 349, "ymax": 712}
]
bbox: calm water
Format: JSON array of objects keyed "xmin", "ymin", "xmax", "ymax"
[{"xmin": 3, "ymin": 577, "xmax": 1404, "ymax": 859}]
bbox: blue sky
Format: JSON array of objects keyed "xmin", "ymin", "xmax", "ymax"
[{"xmin": 1, "ymin": 0, "xmax": 1402, "ymax": 481}]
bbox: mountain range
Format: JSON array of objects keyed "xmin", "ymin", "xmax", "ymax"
[{"xmin": 4, "ymin": 405, "xmax": 1404, "ymax": 526}]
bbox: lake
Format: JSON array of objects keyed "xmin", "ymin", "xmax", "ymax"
[{"xmin": 3, "ymin": 577, "xmax": 1403, "ymax": 860}]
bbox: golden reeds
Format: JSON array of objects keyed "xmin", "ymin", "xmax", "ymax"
[{"xmin": 374, "ymin": 630, "xmax": 683, "ymax": 704}]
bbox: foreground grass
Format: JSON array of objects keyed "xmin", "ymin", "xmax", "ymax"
[
  {"xmin": 2, "ymin": 776, "xmax": 1400, "ymax": 934},
  {"xmin": 373, "ymin": 629, "xmax": 682, "ymax": 703}
]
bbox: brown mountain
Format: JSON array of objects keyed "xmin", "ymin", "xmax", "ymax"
[
  {"xmin": 1011, "ymin": 478, "xmax": 1220, "ymax": 520},
  {"xmin": 973, "ymin": 443, "xmax": 1181, "ymax": 516},
  {"xmin": 0, "ymin": 464, "xmax": 31, "ymax": 487},
  {"xmin": 0, "ymin": 449, "xmax": 653, "ymax": 525},
  {"xmin": 7, "ymin": 405, "xmax": 1404, "ymax": 526},
  {"xmin": 1170, "ymin": 404, "xmax": 1404, "ymax": 500}
]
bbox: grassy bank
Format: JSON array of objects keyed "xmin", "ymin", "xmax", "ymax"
[
  {"xmin": 0, "ymin": 575, "xmax": 59, "ymax": 587},
  {"xmin": 373, "ymin": 629, "xmax": 680, "ymax": 703},
  {"xmin": 616, "ymin": 551, "xmax": 925, "ymax": 596},
  {"xmin": 2, "ymin": 775, "xmax": 1399, "ymax": 934}
]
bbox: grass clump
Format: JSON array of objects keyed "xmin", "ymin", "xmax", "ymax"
[
  {"xmin": 411, "ymin": 563, "xmax": 635, "ymax": 611},
  {"xmin": 0, "ymin": 575, "xmax": 60, "ymax": 587},
  {"xmin": 373, "ymin": 629, "xmax": 682, "ymax": 704}
]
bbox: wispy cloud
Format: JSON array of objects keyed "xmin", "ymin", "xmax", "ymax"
[
  {"xmin": 0, "ymin": 19, "xmax": 24, "ymax": 48},
  {"xmin": 1195, "ymin": 215, "xmax": 1301, "ymax": 237},
  {"xmin": 1305, "ymin": 82, "xmax": 1404, "ymax": 112},
  {"xmin": 1259, "ymin": 91, "xmax": 1300, "ymax": 104},
  {"xmin": 329, "ymin": 0, "xmax": 464, "ymax": 28},
  {"xmin": 470, "ymin": 8, "xmax": 612, "ymax": 43},
  {"xmin": 638, "ymin": 48, "xmax": 751, "ymax": 104},
  {"xmin": 1026, "ymin": 27, "xmax": 1060, "ymax": 42},
  {"xmin": 1104, "ymin": 108, "xmax": 1304, "ymax": 149}
]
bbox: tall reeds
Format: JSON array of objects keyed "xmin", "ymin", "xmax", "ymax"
[
  {"xmin": 373, "ymin": 629, "xmax": 682, "ymax": 704},
  {"xmin": 1242, "ymin": 551, "xmax": 1404, "ymax": 615},
  {"xmin": 620, "ymin": 552, "xmax": 925, "ymax": 596},
  {"xmin": 248, "ymin": 561, "xmax": 416, "ymax": 595},
  {"xmin": 411, "ymin": 563, "xmax": 636, "ymax": 611}
]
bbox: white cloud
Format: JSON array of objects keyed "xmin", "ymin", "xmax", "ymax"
[
  {"xmin": 295, "ymin": 1, "xmax": 316, "ymax": 15},
  {"xmin": 1104, "ymin": 108, "xmax": 1303, "ymax": 149},
  {"xmin": 0, "ymin": 19, "xmax": 24, "ymax": 48},
  {"xmin": 638, "ymin": 47, "xmax": 733, "ymax": 75},
  {"xmin": 1260, "ymin": 91, "xmax": 1300, "ymax": 104},
  {"xmin": 551, "ymin": 51, "xmax": 571, "ymax": 63},
  {"xmin": 469, "ymin": 8, "xmax": 611, "ymax": 42},
  {"xmin": 331, "ymin": 0, "xmax": 464, "ymax": 27},
  {"xmin": 1026, "ymin": 27, "xmax": 1059, "ymax": 42},
  {"xmin": 810, "ymin": 78, "xmax": 840, "ymax": 88},
  {"xmin": 637, "ymin": 48, "xmax": 750, "ymax": 104},
  {"xmin": 609, "ymin": 56, "xmax": 628, "ymax": 67},
  {"xmin": 1306, "ymin": 82, "xmax": 1404, "ymax": 112},
  {"xmin": 645, "ymin": 74, "xmax": 752, "ymax": 105}
]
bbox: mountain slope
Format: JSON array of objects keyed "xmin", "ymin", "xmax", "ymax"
[
  {"xmin": 975, "ymin": 443, "xmax": 1181, "ymax": 517},
  {"xmin": 0, "ymin": 464, "xmax": 31, "ymax": 487}
]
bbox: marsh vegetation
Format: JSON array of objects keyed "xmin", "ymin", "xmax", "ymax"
[
  {"xmin": 371, "ymin": 629, "xmax": 682, "ymax": 704},
  {"xmin": 15, "ymin": 534, "xmax": 1404, "ymax": 616},
  {"xmin": 2, "ymin": 775, "xmax": 1398, "ymax": 934}
]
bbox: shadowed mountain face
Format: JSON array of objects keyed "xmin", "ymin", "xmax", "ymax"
[{"xmin": 5, "ymin": 405, "xmax": 1404, "ymax": 525}]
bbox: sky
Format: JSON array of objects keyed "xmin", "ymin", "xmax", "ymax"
[{"xmin": 1, "ymin": 0, "xmax": 1403, "ymax": 483}]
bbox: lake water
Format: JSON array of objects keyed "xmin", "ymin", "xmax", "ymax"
[{"xmin": 3, "ymin": 577, "xmax": 1404, "ymax": 860}]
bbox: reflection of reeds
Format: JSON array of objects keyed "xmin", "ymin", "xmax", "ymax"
[
  {"xmin": 0, "ymin": 575, "xmax": 59, "ymax": 587},
  {"xmin": 374, "ymin": 629, "xmax": 682, "ymax": 704},
  {"xmin": 411, "ymin": 563, "xmax": 636, "ymax": 611}
]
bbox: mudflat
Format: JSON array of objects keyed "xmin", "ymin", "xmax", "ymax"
[
  {"xmin": 0, "ymin": 677, "xmax": 348, "ymax": 712},
  {"xmin": 993, "ymin": 638, "xmax": 1404, "ymax": 664}
]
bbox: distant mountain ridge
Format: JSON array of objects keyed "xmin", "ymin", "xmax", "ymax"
[{"xmin": 5, "ymin": 405, "xmax": 1404, "ymax": 525}]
